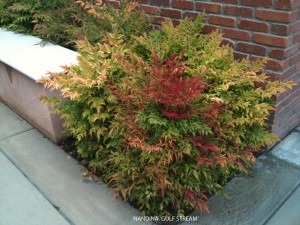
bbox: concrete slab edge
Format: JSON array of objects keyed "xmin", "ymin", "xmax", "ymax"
[
  {"xmin": 271, "ymin": 151, "xmax": 300, "ymax": 170},
  {"xmin": 260, "ymin": 179, "xmax": 300, "ymax": 225},
  {"xmin": 0, "ymin": 143, "xmax": 75, "ymax": 225}
]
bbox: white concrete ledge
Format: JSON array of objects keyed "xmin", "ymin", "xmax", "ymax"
[
  {"xmin": 0, "ymin": 29, "xmax": 78, "ymax": 81},
  {"xmin": 0, "ymin": 29, "xmax": 78, "ymax": 143}
]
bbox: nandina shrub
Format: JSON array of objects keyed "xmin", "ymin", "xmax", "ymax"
[
  {"xmin": 33, "ymin": 1, "xmax": 111, "ymax": 49},
  {"xmin": 34, "ymin": 0, "xmax": 149, "ymax": 49},
  {"xmin": 103, "ymin": 17, "xmax": 294, "ymax": 217},
  {"xmin": 39, "ymin": 33, "xmax": 130, "ymax": 176},
  {"xmin": 39, "ymin": 15, "xmax": 295, "ymax": 218},
  {"xmin": 38, "ymin": 0, "xmax": 149, "ymax": 176},
  {"xmin": 0, "ymin": 0, "xmax": 149, "ymax": 49},
  {"xmin": 0, "ymin": 0, "xmax": 69, "ymax": 34}
]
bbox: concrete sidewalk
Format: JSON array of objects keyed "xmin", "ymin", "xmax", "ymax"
[
  {"xmin": 0, "ymin": 102, "xmax": 149, "ymax": 225},
  {"xmin": 1, "ymin": 100, "xmax": 300, "ymax": 225}
]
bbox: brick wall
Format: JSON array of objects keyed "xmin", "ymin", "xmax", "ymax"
[{"xmin": 108, "ymin": 0, "xmax": 300, "ymax": 139}]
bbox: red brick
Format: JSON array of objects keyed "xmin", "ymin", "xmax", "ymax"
[
  {"xmin": 201, "ymin": 25, "xmax": 220, "ymax": 34},
  {"xmin": 208, "ymin": 15, "xmax": 235, "ymax": 27},
  {"xmin": 240, "ymin": 0, "xmax": 273, "ymax": 7},
  {"xmin": 183, "ymin": 11, "xmax": 201, "ymax": 20},
  {"xmin": 256, "ymin": 9, "xmax": 294, "ymax": 23},
  {"xmin": 291, "ymin": 20, "xmax": 300, "ymax": 33},
  {"xmin": 267, "ymin": 72, "xmax": 283, "ymax": 83},
  {"xmin": 212, "ymin": 0, "xmax": 238, "ymax": 3},
  {"xmin": 254, "ymin": 33, "xmax": 293, "ymax": 47},
  {"xmin": 171, "ymin": 0, "xmax": 194, "ymax": 10},
  {"xmin": 289, "ymin": 52, "xmax": 300, "ymax": 66},
  {"xmin": 171, "ymin": 19, "xmax": 181, "ymax": 26},
  {"xmin": 150, "ymin": 0, "xmax": 169, "ymax": 7},
  {"xmin": 295, "ymin": 10, "xmax": 300, "ymax": 20},
  {"xmin": 223, "ymin": 6, "xmax": 253, "ymax": 18},
  {"xmin": 275, "ymin": 0, "xmax": 299, "ymax": 10},
  {"xmin": 233, "ymin": 51, "xmax": 248, "ymax": 61},
  {"xmin": 273, "ymin": 107, "xmax": 300, "ymax": 138},
  {"xmin": 289, "ymin": 70, "xmax": 300, "ymax": 82},
  {"xmin": 293, "ymin": 32, "xmax": 300, "ymax": 44},
  {"xmin": 276, "ymin": 86, "xmax": 300, "ymax": 110},
  {"xmin": 273, "ymin": 124, "xmax": 294, "ymax": 140},
  {"xmin": 141, "ymin": 5, "xmax": 158, "ymax": 15},
  {"xmin": 274, "ymin": 88, "xmax": 294, "ymax": 109},
  {"xmin": 271, "ymin": 24, "xmax": 292, "ymax": 36},
  {"xmin": 270, "ymin": 48, "xmax": 287, "ymax": 60},
  {"xmin": 269, "ymin": 45, "xmax": 299, "ymax": 60},
  {"xmin": 196, "ymin": 2, "xmax": 222, "ymax": 13},
  {"xmin": 136, "ymin": 0, "xmax": 149, "ymax": 3},
  {"xmin": 152, "ymin": 16, "xmax": 169, "ymax": 25},
  {"xmin": 161, "ymin": 8, "xmax": 181, "ymax": 19},
  {"xmin": 296, "ymin": 62, "xmax": 300, "ymax": 71},
  {"xmin": 220, "ymin": 38, "xmax": 235, "ymax": 48},
  {"xmin": 272, "ymin": 66, "xmax": 296, "ymax": 82},
  {"xmin": 236, "ymin": 42, "xmax": 266, "ymax": 56},
  {"xmin": 266, "ymin": 59, "xmax": 289, "ymax": 71},
  {"xmin": 223, "ymin": 28, "xmax": 251, "ymax": 41},
  {"xmin": 238, "ymin": 20, "xmax": 269, "ymax": 32},
  {"xmin": 106, "ymin": 0, "xmax": 120, "ymax": 7},
  {"xmin": 282, "ymin": 86, "xmax": 300, "ymax": 103},
  {"xmin": 273, "ymin": 20, "xmax": 300, "ymax": 36},
  {"xmin": 289, "ymin": 100, "xmax": 300, "ymax": 118}
]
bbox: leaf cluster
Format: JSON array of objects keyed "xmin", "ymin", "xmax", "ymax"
[
  {"xmin": 0, "ymin": 0, "xmax": 150, "ymax": 49},
  {"xmin": 39, "ymin": 33, "xmax": 128, "ymax": 174},
  {"xmin": 38, "ymin": 14, "xmax": 295, "ymax": 217},
  {"xmin": 0, "ymin": 0, "xmax": 62, "ymax": 34}
]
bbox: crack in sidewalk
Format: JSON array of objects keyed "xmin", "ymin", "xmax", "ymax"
[
  {"xmin": 0, "ymin": 128, "xmax": 34, "ymax": 142},
  {"xmin": 0, "ymin": 130, "xmax": 76, "ymax": 225}
]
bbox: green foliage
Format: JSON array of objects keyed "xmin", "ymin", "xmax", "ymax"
[
  {"xmin": 0, "ymin": 0, "xmax": 149, "ymax": 49},
  {"xmin": 39, "ymin": 33, "xmax": 129, "ymax": 176},
  {"xmin": 39, "ymin": 14, "xmax": 294, "ymax": 218},
  {"xmin": 0, "ymin": 0, "xmax": 68, "ymax": 34}
]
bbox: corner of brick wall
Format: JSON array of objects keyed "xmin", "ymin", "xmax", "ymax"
[{"xmin": 107, "ymin": 0, "xmax": 300, "ymax": 139}]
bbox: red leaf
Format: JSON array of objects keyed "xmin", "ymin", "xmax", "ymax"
[
  {"xmin": 184, "ymin": 190, "xmax": 195, "ymax": 201},
  {"xmin": 202, "ymin": 143, "xmax": 217, "ymax": 152},
  {"xmin": 190, "ymin": 136, "xmax": 218, "ymax": 153},
  {"xmin": 161, "ymin": 109, "xmax": 189, "ymax": 120},
  {"xmin": 145, "ymin": 52, "xmax": 206, "ymax": 120},
  {"xmin": 196, "ymin": 157, "xmax": 214, "ymax": 167}
]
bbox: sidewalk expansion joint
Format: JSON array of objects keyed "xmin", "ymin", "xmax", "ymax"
[
  {"xmin": 0, "ymin": 128, "xmax": 34, "ymax": 142},
  {"xmin": 270, "ymin": 151, "xmax": 300, "ymax": 170},
  {"xmin": 262, "ymin": 180, "xmax": 300, "ymax": 225},
  {"xmin": 0, "ymin": 146, "xmax": 75, "ymax": 225}
]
